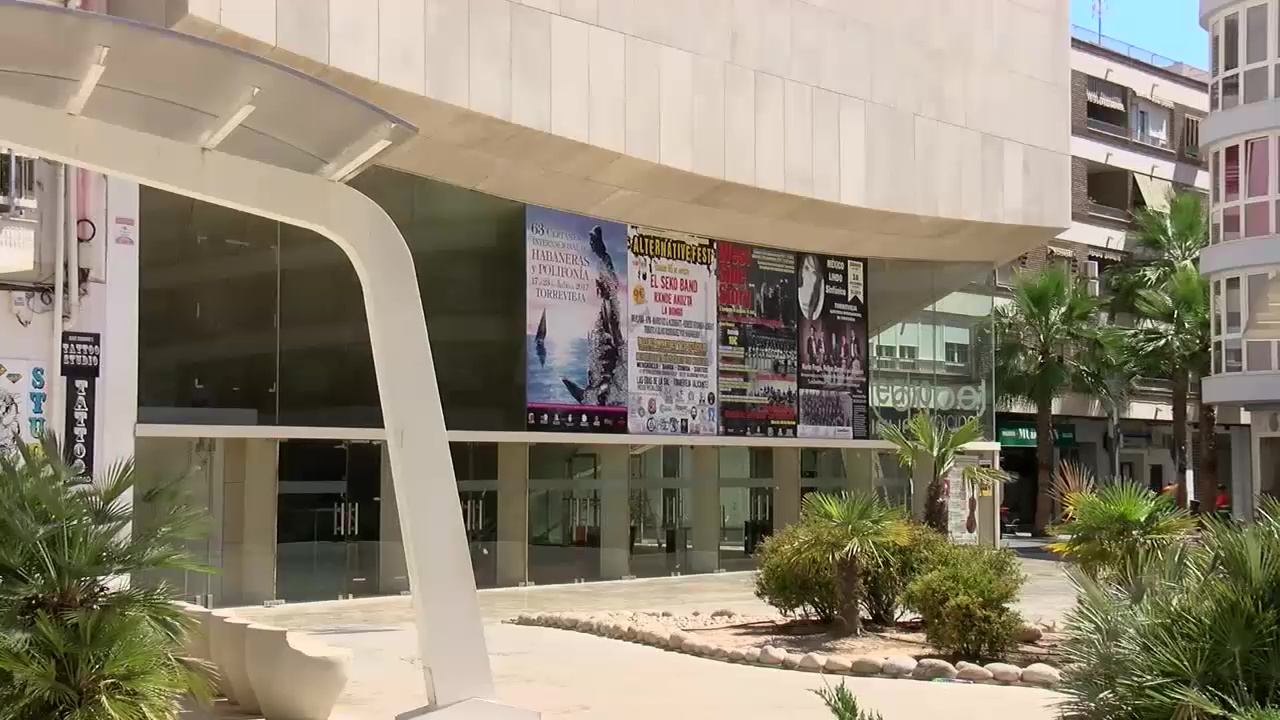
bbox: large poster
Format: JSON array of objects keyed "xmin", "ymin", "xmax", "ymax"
[
  {"xmin": 627, "ymin": 228, "xmax": 718, "ymax": 435},
  {"xmin": 717, "ymin": 242, "xmax": 798, "ymax": 437},
  {"xmin": 0, "ymin": 359, "xmax": 48, "ymax": 455},
  {"xmin": 796, "ymin": 254, "xmax": 870, "ymax": 439},
  {"xmin": 525, "ymin": 207, "xmax": 628, "ymax": 433}
]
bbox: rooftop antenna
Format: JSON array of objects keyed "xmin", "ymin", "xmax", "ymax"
[{"xmin": 1093, "ymin": 0, "xmax": 1108, "ymax": 40}]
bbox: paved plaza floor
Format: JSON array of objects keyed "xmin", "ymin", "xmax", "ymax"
[{"xmin": 229, "ymin": 557, "xmax": 1073, "ymax": 719}]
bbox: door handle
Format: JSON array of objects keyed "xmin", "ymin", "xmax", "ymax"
[
  {"xmin": 333, "ymin": 502, "xmax": 342, "ymax": 536},
  {"xmin": 351, "ymin": 502, "xmax": 360, "ymax": 537}
]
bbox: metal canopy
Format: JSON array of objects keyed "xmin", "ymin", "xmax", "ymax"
[{"xmin": 0, "ymin": 0, "xmax": 416, "ymax": 177}]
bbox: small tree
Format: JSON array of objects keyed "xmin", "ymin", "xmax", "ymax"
[
  {"xmin": 994, "ymin": 265, "xmax": 1104, "ymax": 535},
  {"xmin": 0, "ymin": 436, "xmax": 211, "ymax": 718},
  {"xmin": 778, "ymin": 492, "xmax": 907, "ymax": 636},
  {"xmin": 877, "ymin": 411, "xmax": 1007, "ymax": 533}
]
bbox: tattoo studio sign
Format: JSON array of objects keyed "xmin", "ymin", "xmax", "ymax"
[{"xmin": 60, "ymin": 332, "xmax": 100, "ymax": 479}]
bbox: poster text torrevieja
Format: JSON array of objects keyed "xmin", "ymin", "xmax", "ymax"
[
  {"xmin": 524, "ymin": 207, "xmax": 628, "ymax": 433},
  {"xmin": 795, "ymin": 254, "xmax": 870, "ymax": 439},
  {"xmin": 627, "ymin": 229, "xmax": 718, "ymax": 435},
  {"xmin": 717, "ymin": 242, "xmax": 798, "ymax": 437}
]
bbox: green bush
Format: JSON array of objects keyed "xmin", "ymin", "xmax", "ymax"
[
  {"xmin": 862, "ymin": 524, "xmax": 948, "ymax": 625},
  {"xmin": 754, "ymin": 523, "xmax": 838, "ymax": 622},
  {"xmin": 901, "ymin": 544, "xmax": 1024, "ymax": 660},
  {"xmin": 1058, "ymin": 498, "xmax": 1280, "ymax": 720}
]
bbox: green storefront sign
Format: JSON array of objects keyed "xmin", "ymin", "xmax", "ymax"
[{"xmin": 997, "ymin": 420, "xmax": 1076, "ymax": 448}]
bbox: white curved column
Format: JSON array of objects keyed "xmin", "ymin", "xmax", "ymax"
[{"xmin": 0, "ymin": 94, "xmax": 492, "ymax": 709}]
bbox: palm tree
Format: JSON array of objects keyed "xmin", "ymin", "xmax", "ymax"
[
  {"xmin": 1110, "ymin": 191, "xmax": 1213, "ymax": 508},
  {"xmin": 779, "ymin": 492, "xmax": 907, "ymax": 636},
  {"xmin": 1073, "ymin": 326, "xmax": 1138, "ymax": 481},
  {"xmin": 1128, "ymin": 265, "xmax": 1210, "ymax": 509},
  {"xmin": 877, "ymin": 411, "xmax": 1008, "ymax": 533},
  {"xmin": 1047, "ymin": 462, "xmax": 1197, "ymax": 580},
  {"xmin": 994, "ymin": 264, "xmax": 1105, "ymax": 535},
  {"xmin": 0, "ymin": 436, "xmax": 211, "ymax": 718}
]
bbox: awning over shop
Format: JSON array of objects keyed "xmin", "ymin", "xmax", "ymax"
[
  {"xmin": 1047, "ymin": 245, "xmax": 1074, "ymax": 259},
  {"xmin": 1134, "ymin": 173, "xmax": 1174, "ymax": 213},
  {"xmin": 1086, "ymin": 77, "xmax": 1127, "ymax": 111}
]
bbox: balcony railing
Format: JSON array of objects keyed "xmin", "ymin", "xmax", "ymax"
[
  {"xmin": 1086, "ymin": 116, "xmax": 1131, "ymax": 139},
  {"xmin": 1087, "ymin": 201, "xmax": 1132, "ymax": 223},
  {"xmin": 1071, "ymin": 25, "xmax": 1209, "ymax": 83}
]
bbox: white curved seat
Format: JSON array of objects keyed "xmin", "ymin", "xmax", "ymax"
[
  {"xmin": 207, "ymin": 613, "xmax": 260, "ymax": 712},
  {"xmin": 244, "ymin": 623, "xmax": 351, "ymax": 720}
]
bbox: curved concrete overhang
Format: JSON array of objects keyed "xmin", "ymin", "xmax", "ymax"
[
  {"xmin": 1201, "ymin": 100, "xmax": 1280, "ymax": 150},
  {"xmin": 0, "ymin": 0, "xmax": 416, "ymax": 174},
  {"xmin": 1201, "ymin": 236, "xmax": 1280, "ymax": 275},
  {"xmin": 161, "ymin": 13, "xmax": 1064, "ymax": 268},
  {"xmin": 1203, "ymin": 372, "xmax": 1280, "ymax": 406}
]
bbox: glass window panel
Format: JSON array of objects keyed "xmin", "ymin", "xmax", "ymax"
[
  {"xmin": 1245, "ymin": 201, "xmax": 1270, "ymax": 237},
  {"xmin": 1227, "ymin": 276, "xmax": 1243, "ymax": 333},
  {"xmin": 1213, "ymin": 150, "xmax": 1221, "ymax": 203},
  {"xmin": 1248, "ymin": 340, "xmax": 1274, "ymax": 371},
  {"xmin": 1224, "ymin": 73, "xmax": 1241, "ymax": 108},
  {"xmin": 1212, "ymin": 210, "xmax": 1222, "ymax": 244},
  {"xmin": 1226, "ymin": 143, "xmax": 1242, "ymax": 201},
  {"xmin": 1226, "ymin": 338, "xmax": 1244, "ymax": 372},
  {"xmin": 1245, "ymin": 66, "xmax": 1270, "ymax": 103},
  {"xmin": 1213, "ymin": 20, "xmax": 1221, "ymax": 75},
  {"xmin": 1248, "ymin": 137, "xmax": 1270, "ymax": 196},
  {"xmin": 1224, "ymin": 205, "xmax": 1243, "ymax": 241},
  {"xmin": 1226, "ymin": 12, "xmax": 1241, "ymax": 71},
  {"xmin": 1212, "ymin": 80, "xmax": 1221, "ymax": 111},
  {"xmin": 1247, "ymin": 4, "xmax": 1268, "ymax": 64},
  {"xmin": 1215, "ymin": 279, "xmax": 1223, "ymax": 336},
  {"xmin": 1214, "ymin": 340, "xmax": 1223, "ymax": 373},
  {"xmin": 1247, "ymin": 273, "xmax": 1272, "ymax": 332}
]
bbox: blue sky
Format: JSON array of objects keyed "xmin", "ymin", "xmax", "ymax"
[{"xmin": 1070, "ymin": 0, "xmax": 1207, "ymax": 69}]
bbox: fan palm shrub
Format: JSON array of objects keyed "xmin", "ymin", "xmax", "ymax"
[
  {"xmin": 1058, "ymin": 497, "xmax": 1280, "ymax": 720},
  {"xmin": 1047, "ymin": 462, "xmax": 1198, "ymax": 580},
  {"xmin": 814, "ymin": 682, "xmax": 884, "ymax": 719},
  {"xmin": 0, "ymin": 437, "xmax": 211, "ymax": 719},
  {"xmin": 775, "ymin": 492, "xmax": 907, "ymax": 636},
  {"xmin": 877, "ymin": 411, "xmax": 1008, "ymax": 533}
]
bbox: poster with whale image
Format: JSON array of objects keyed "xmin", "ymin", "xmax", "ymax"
[
  {"xmin": 525, "ymin": 207, "xmax": 628, "ymax": 433},
  {"xmin": 627, "ymin": 227, "xmax": 718, "ymax": 435}
]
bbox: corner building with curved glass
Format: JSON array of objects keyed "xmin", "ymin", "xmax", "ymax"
[
  {"xmin": 1202, "ymin": 0, "xmax": 1280, "ymax": 513},
  {"xmin": 17, "ymin": 0, "xmax": 1072, "ymax": 605}
]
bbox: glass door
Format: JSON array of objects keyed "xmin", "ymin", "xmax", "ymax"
[{"xmin": 276, "ymin": 440, "xmax": 382, "ymax": 602}]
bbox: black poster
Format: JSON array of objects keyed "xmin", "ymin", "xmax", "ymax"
[
  {"xmin": 795, "ymin": 254, "xmax": 869, "ymax": 439},
  {"xmin": 717, "ymin": 241, "xmax": 798, "ymax": 437},
  {"xmin": 60, "ymin": 332, "xmax": 99, "ymax": 478}
]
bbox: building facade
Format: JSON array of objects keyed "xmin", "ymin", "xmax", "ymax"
[
  {"xmin": 1201, "ymin": 0, "xmax": 1280, "ymax": 514},
  {"xmin": 3, "ymin": 0, "xmax": 1071, "ymax": 606}
]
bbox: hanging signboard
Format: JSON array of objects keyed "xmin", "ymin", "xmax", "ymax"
[
  {"xmin": 627, "ymin": 227, "xmax": 718, "ymax": 435},
  {"xmin": 525, "ymin": 207, "xmax": 629, "ymax": 433},
  {"xmin": 61, "ymin": 331, "xmax": 100, "ymax": 479},
  {"xmin": 717, "ymin": 241, "xmax": 798, "ymax": 437},
  {"xmin": 795, "ymin": 253, "xmax": 870, "ymax": 439}
]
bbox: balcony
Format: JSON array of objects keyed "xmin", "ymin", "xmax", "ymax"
[
  {"xmin": 1086, "ymin": 116, "xmax": 1131, "ymax": 139},
  {"xmin": 1087, "ymin": 201, "xmax": 1131, "ymax": 223}
]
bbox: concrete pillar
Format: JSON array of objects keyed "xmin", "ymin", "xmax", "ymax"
[
  {"xmin": 910, "ymin": 450, "xmax": 935, "ymax": 522},
  {"xmin": 496, "ymin": 443, "xmax": 529, "ymax": 586},
  {"xmin": 598, "ymin": 446, "xmax": 632, "ymax": 579},
  {"xmin": 1233, "ymin": 425, "xmax": 1255, "ymax": 522},
  {"xmin": 843, "ymin": 449, "xmax": 875, "ymax": 494},
  {"xmin": 378, "ymin": 443, "xmax": 409, "ymax": 594},
  {"xmin": 221, "ymin": 438, "xmax": 278, "ymax": 606},
  {"xmin": 691, "ymin": 446, "xmax": 720, "ymax": 573},
  {"xmin": 773, "ymin": 447, "xmax": 801, "ymax": 529}
]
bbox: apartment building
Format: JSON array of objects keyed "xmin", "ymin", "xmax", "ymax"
[{"xmin": 986, "ymin": 26, "xmax": 1252, "ymax": 522}]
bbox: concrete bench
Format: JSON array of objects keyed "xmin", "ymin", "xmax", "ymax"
[
  {"xmin": 207, "ymin": 612, "xmax": 260, "ymax": 713},
  {"xmin": 244, "ymin": 623, "xmax": 351, "ymax": 720}
]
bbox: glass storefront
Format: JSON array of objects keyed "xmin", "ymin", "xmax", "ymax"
[{"xmin": 132, "ymin": 164, "xmax": 1007, "ymax": 603}]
